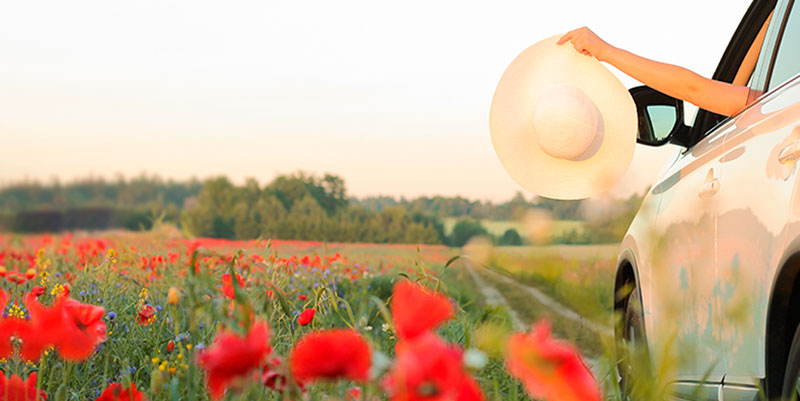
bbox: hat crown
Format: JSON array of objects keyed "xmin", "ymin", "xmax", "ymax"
[{"xmin": 532, "ymin": 84, "xmax": 601, "ymax": 160}]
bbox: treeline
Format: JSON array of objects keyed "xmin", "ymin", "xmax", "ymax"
[
  {"xmin": 180, "ymin": 174, "xmax": 444, "ymax": 244},
  {"xmin": 0, "ymin": 175, "xmax": 201, "ymax": 232},
  {"xmin": 353, "ymin": 193, "xmax": 584, "ymax": 221},
  {"xmin": 0, "ymin": 173, "xmax": 643, "ymax": 245},
  {"xmin": 0, "ymin": 174, "xmax": 202, "ymax": 213}
]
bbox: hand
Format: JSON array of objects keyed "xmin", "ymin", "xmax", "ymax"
[{"xmin": 557, "ymin": 27, "xmax": 613, "ymax": 61}]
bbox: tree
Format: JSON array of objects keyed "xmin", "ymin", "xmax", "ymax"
[
  {"xmin": 448, "ymin": 219, "xmax": 489, "ymax": 247},
  {"xmin": 498, "ymin": 228, "xmax": 523, "ymax": 246}
]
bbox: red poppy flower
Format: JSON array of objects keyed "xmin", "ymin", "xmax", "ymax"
[
  {"xmin": 260, "ymin": 356, "xmax": 288, "ymax": 393},
  {"xmin": 137, "ymin": 305, "xmax": 156, "ymax": 326},
  {"xmin": 0, "ymin": 320, "xmax": 13, "ymax": 359},
  {"xmin": 95, "ymin": 382, "xmax": 147, "ymax": 401},
  {"xmin": 384, "ymin": 332, "xmax": 483, "ymax": 401},
  {"xmin": 197, "ymin": 321, "xmax": 272, "ymax": 400},
  {"xmin": 0, "ymin": 290, "xmax": 10, "ymax": 358},
  {"xmin": 56, "ymin": 298, "xmax": 108, "ymax": 361},
  {"xmin": 29, "ymin": 286, "xmax": 45, "ymax": 298},
  {"xmin": 222, "ymin": 273, "xmax": 245, "ymax": 299},
  {"xmin": 17, "ymin": 298, "xmax": 56, "ymax": 361},
  {"xmin": 298, "ymin": 294, "xmax": 307, "ymax": 301},
  {"xmin": 391, "ymin": 280, "xmax": 453, "ymax": 340},
  {"xmin": 297, "ymin": 308, "xmax": 315, "ymax": 326},
  {"xmin": 456, "ymin": 376, "xmax": 484, "ymax": 401},
  {"xmin": 346, "ymin": 387, "xmax": 361, "ymax": 401},
  {"xmin": 505, "ymin": 321, "xmax": 600, "ymax": 401},
  {"xmin": 7, "ymin": 271, "xmax": 26, "ymax": 285},
  {"xmin": 22, "ymin": 297, "xmax": 106, "ymax": 361},
  {"xmin": 0, "ymin": 372, "xmax": 47, "ymax": 401},
  {"xmin": 289, "ymin": 329, "xmax": 371, "ymax": 384}
]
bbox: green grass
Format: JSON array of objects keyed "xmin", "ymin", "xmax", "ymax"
[
  {"xmin": 495, "ymin": 244, "xmax": 618, "ymax": 262},
  {"xmin": 470, "ymin": 266, "xmax": 609, "ymax": 356},
  {"xmin": 481, "ymin": 244, "xmax": 618, "ymax": 334},
  {"xmin": 442, "ymin": 217, "xmax": 586, "ymax": 238}
]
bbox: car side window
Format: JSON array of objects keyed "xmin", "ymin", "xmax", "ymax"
[
  {"xmin": 769, "ymin": 1, "xmax": 800, "ymax": 89},
  {"xmin": 749, "ymin": 0, "xmax": 790, "ymax": 93}
]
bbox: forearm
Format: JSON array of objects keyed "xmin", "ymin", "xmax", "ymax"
[{"xmin": 602, "ymin": 46, "xmax": 749, "ymax": 116}]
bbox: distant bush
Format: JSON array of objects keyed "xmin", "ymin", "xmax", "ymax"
[
  {"xmin": 497, "ymin": 228, "xmax": 523, "ymax": 246},
  {"xmin": 448, "ymin": 218, "xmax": 489, "ymax": 247}
]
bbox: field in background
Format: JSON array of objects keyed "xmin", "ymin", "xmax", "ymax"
[
  {"xmin": 441, "ymin": 217, "xmax": 585, "ymax": 238},
  {"xmin": 495, "ymin": 244, "xmax": 618, "ymax": 262}
]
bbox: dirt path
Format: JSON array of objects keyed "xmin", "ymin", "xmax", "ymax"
[
  {"xmin": 462, "ymin": 260, "xmax": 616, "ymax": 383},
  {"xmin": 463, "ymin": 260, "xmax": 613, "ymax": 337},
  {"xmin": 463, "ymin": 260, "xmax": 526, "ymax": 331}
]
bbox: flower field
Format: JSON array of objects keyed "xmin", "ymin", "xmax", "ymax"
[{"xmin": 0, "ymin": 232, "xmax": 610, "ymax": 401}]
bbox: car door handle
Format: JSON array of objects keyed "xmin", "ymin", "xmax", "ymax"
[
  {"xmin": 779, "ymin": 140, "xmax": 800, "ymax": 164},
  {"xmin": 699, "ymin": 168, "xmax": 719, "ymax": 199},
  {"xmin": 699, "ymin": 179, "xmax": 720, "ymax": 198}
]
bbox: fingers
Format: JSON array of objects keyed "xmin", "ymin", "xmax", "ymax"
[
  {"xmin": 557, "ymin": 31, "xmax": 574, "ymax": 45},
  {"xmin": 557, "ymin": 28, "xmax": 595, "ymax": 57},
  {"xmin": 557, "ymin": 27, "xmax": 586, "ymax": 46}
]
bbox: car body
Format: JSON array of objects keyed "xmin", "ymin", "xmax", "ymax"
[{"xmin": 617, "ymin": 0, "xmax": 800, "ymax": 399}]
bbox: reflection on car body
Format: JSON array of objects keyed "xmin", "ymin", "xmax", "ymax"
[{"xmin": 616, "ymin": 0, "xmax": 800, "ymax": 399}]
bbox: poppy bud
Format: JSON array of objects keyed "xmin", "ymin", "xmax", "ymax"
[
  {"xmin": 55, "ymin": 384, "xmax": 67, "ymax": 401},
  {"xmin": 8, "ymin": 272, "xmax": 24, "ymax": 284},
  {"xmin": 168, "ymin": 341, "xmax": 175, "ymax": 353},
  {"xmin": 150, "ymin": 370, "xmax": 164, "ymax": 395},
  {"xmin": 167, "ymin": 287, "xmax": 180, "ymax": 305}
]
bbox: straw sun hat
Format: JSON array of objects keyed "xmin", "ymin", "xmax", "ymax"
[{"xmin": 490, "ymin": 35, "xmax": 637, "ymax": 200}]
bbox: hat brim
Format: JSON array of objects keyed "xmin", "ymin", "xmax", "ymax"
[{"xmin": 490, "ymin": 35, "xmax": 637, "ymax": 200}]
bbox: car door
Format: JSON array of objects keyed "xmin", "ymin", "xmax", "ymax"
[
  {"xmin": 718, "ymin": 0, "xmax": 800, "ymax": 396},
  {"xmin": 648, "ymin": 124, "xmax": 728, "ymax": 398}
]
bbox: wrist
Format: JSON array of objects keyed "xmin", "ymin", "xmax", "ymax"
[{"xmin": 596, "ymin": 44, "xmax": 616, "ymax": 63}]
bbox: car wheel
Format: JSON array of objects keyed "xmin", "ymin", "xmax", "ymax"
[
  {"xmin": 781, "ymin": 324, "xmax": 800, "ymax": 400},
  {"xmin": 616, "ymin": 279, "xmax": 650, "ymax": 399}
]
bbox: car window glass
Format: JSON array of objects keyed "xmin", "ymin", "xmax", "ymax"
[
  {"xmin": 749, "ymin": 0, "xmax": 790, "ymax": 92},
  {"xmin": 646, "ymin": 105, "xmax": 677, "ymax": 141},
  {"xmin": 769, "ymin": 2, "xmax": 800, "ymax": 89}
]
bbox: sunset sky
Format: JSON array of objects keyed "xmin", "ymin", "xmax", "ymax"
[{"xmin": 0, "ymin": 0, "xmax": 752, "ymax": 201}]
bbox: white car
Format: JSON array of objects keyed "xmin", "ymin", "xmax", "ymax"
[{"xmin": 616, "ymin": 0, "xmax": 800, "ymax": 399}]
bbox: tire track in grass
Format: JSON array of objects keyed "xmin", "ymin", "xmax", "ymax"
[
  {"xmin": 463, "ymin": 260, "xmax": 617, "ymax": 392},
  {"xmin": 477, "ymin": 263, "xmax": 613, "ymax": 337},
  {"xmin": 463, "ymin": 259, "xmax": 526, "ymax": 331},
  {"xmin": 464, "ymin": 260, "xmax": 612, "ymax": 355}
]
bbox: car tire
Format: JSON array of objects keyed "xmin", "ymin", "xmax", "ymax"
[
  {"xmin": 616, "ymin": 278, "xmax": 650, "ymax": 399},
  {"xmin": 781, "ymin": 324, "xmax": 800, "ymax": 400}
]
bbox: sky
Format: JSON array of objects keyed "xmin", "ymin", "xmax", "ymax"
[{"xmin": 0, "ymin": 0, "xmax": 753, "ymax": 202}]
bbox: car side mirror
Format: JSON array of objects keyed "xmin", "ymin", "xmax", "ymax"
[{"xmin": 629, "ymin": 85, "xmax": 691, "ymax": 147}]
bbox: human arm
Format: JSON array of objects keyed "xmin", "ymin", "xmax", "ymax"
[{"xmin": 557, "ymin": 27, "xmax": 750, "ymax": 117}]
